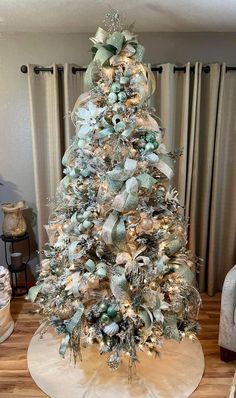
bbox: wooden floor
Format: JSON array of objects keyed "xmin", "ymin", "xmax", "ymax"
[{"xmin": 0, "ymin": 293, "xmax": 235, "ymax": 397}]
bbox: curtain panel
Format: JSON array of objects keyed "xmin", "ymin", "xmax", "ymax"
[{"xmin": 27, "ymin": 63, "xmax": 236, "ymax": 295}]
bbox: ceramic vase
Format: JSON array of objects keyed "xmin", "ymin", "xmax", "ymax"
[{"xmin": 1, "ymin": 201, "xmax": 27, "ymax": 237}]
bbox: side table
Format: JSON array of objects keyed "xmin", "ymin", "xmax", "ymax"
[{"xmin": 1, "ymin": 233, "xmax": 31, "ymax": 297}]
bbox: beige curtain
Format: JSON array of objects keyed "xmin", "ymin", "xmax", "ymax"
[
  {"xmin": 28, "ymin": 62, "xmax": 236, "ymax": 294},
  {"xmin": 207, "ymin": 65, "xmax": 236, "ymax": 294},
  {"xmin": 63, "ymin": 65, "xmax": 85, "ymax": 148},
  {"xmin": 152, "ymin": 63, "xmax": 191, "ymax": 207},
  {"xmin": 27, "ymin": 64, "xmax": 84, "ymax": 251},
  {"xmin": 153, "ymin": 63, "xmax": 236, "ymax": 295}
]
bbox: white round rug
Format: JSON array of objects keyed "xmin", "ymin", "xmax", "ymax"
[{"xmin": 28, "ymin": 328, "xmax": 204, "ymax": 398}]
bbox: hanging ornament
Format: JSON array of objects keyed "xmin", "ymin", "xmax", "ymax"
[
  {"xmin": 57, "ymin": 305, "xmax": 75, "ymax": 320},
  {"xmin": 100, "ymin": 313, "xmax": 110, "ymax": 324},
  {"xmin": 108, "ymin": 92, "xmax": 117, "ymax": 104},
  {"xmin": 62, "ymin": 221, "xmax": 73, "ymax": 234},
  {"xmin": 117, "ymin": 91, "xmax": 127, "ymax": 102},
  {"xmin": 140, "ymin": 217, "xmax": 153, "ymax": 231},
  {"xmin": 111, "ymin": 82, "xmax": 121, "ymax": 93},
  {"xmin": 107, "ymin": 305, "xmax": 117, "ymax": 318},
  {"xmin": 103, "ymin": 322, "xmax": 119, "ymax": 336}
]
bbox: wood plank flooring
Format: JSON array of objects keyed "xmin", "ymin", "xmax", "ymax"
[{"xmin": 0, "ymin": 293, "xmax": 235, "ymax": 397}]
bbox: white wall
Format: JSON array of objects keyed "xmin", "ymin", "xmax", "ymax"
[{"xmin": 0, "ymin": 31, "xmax": 236, "ymax": 264}]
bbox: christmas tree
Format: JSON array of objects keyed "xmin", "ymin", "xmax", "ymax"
[{"xmin": 29, "ymin": 10, "xmax": 201, "ymax": 373}]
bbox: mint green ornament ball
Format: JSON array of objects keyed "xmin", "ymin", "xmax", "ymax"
[
  {"xmin": 153, "ymin": 141, "xmax": 159, "ymax": 149},
  {"xmin": 111, "ymin": 82, "xmax": 121, "ymax": 93},
  {"xmin": 117, "ymin": 91, "xmax": 127, "ymax": 102},
  {"xmin": 145, "ymin": 142, "xmax": 155, "ymax": 152},
  {"xmin": 107, "ymin": 306, "xmax": 117, "ymax": 318},
  {"xmin": 76, "ymin": 213, "xmax": 84, "ymax": 222},
  {"xmin": 146, "ymin": 132, "xmax": 156, "ymax": 142},
  {"xmin": 108, "ymin": 92, "xmax": 117, "ymax": 104},
  {"xmin": 83, "ymin": 220, "xmax": 93, "ymax": 229},
  {"xmin": 83, "ymin": 210, "xmax": 91, "ymax": 219},
  {"xmin": 99, "ymin": 303, "xmax": 108, "ymax": 312},
  {"xmin": 100, "ymin": 313, "xmax": 110, "ymax": 324}
]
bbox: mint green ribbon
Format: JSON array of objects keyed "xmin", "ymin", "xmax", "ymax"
[
  {"xmin": 136, "ymin": 172, "xmax": 157, "ymax": 190},
  {"xmin": 164, "ymin": 314, "xmax": 181, "ymax": 341},
  {"xmin": 66, "ymin": 303, "xmax": 84, "ymax": 334},
  {"xmin": 68, "ymin": 241, "xmax": 80, "ymax": 263},
  {"xmin": 111, "ymin": 215, "xmax": 127, "ymax": 250},
  {"xmin": 112, "ymin": 177, "xmax": 139, "ymax": 212},
  {"xmin": 85, "ymin": 28, "xmax": 145, "ymax": 88},
  {"xmin": 102, "ymin": 212, "xmax": 127, "ymax": 251},
  {"xmin": 59, "ymin": 303, "xmax": 84, "ymax": 358},
  {"xmin": 59, "ymin": 334, "xmax": 70, "ymax": 358},
  {"xmin": 110, "ymin": 266, "xmax": 130, "ymax": 302},
  {"xmin": 172, "ymin": 263, "xmax": 195, "ymax": 284},
  {"xmin": 92, "ymin": 32, "xmax": 124, "ymax": 65},
  {"xmin": 106, "ymin": 158, "xmax": 137, "ymax": 192},
  {"xmin": 27, "ymin": 284, "xmax": 42, "ymax": 302}
]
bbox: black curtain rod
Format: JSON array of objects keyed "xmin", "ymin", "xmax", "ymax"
[{"xmin": 20, "ymin": 64, "xmax": 236, "ymax": 75}]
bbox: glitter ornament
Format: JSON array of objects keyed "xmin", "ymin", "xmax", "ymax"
[
  {"xmin": 140, "ymin": 217, "xmax": 153, "ymax": 231},
  {"xmin": 100, "ymin": 313, "xmax": 110, "ymax": 324},
  {"xmin": 145, "ymin": 142, "xmax": 155, "ymax": 152},
  {"xmin": 107, "ymin": 92, "xmax": 117, "ymax": 104},
  {"xmin": 107, "ymin": 305, "xmax": 117, "ymax": 318},
  {"xmin": 99, "ymin": 302, "xmax": 108, "ymax": 312},
  {"xmin": 117, "ymin": 91, "xmax": 127, "ymax": 102},
  {"xmin": 62, "ymin": 222, "xmax": 73, "ymax": 234},
  {"xmin": 111, "ymin": 82, "xmax": 121, "ymax": 93},
  {"xmin": 83, "ymin": 220, "xmax": 93, "ymax": 229},
  {"xmin": 57, "ymin": 305, "xmax": 75, "ymax": 320}
]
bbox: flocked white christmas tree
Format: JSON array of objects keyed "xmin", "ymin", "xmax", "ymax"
[{"xmin": 29, "ymin": 10, "xmax": 201, "ymax": 374}]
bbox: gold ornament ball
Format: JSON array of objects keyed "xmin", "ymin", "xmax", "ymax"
[
  {"xmin": 140, "ymin": 217, "xmax": 153, "ymax": 231},
  {"xmin": 57, "ymin": 305, "xmax": 74, "ymax": 320},
  {"xmin": 127, "ymin": 227, "xmax": 136, "ymax": 239}
]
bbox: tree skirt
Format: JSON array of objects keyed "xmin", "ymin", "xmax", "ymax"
[{"xmin": 28, "ymin": 328, "xmax": 204, "ymax": 398}]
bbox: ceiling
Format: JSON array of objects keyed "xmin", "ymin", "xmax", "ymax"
[{"xmin": 0, "ymin": 0, "xmax": 236, "ymax": 33}]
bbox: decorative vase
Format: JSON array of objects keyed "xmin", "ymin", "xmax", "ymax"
[
  {"xmin": 0, "ymin": 301, "xmax": 14, "ymax": 343},
  {"xmin": 1, "ymin": 201, "xmax": 27, "ymax": 237}
]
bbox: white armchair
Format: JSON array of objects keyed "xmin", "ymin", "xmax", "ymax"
[{"xmin": 218, "ymin": 264, "xmax": 236, "ymax": 361}]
